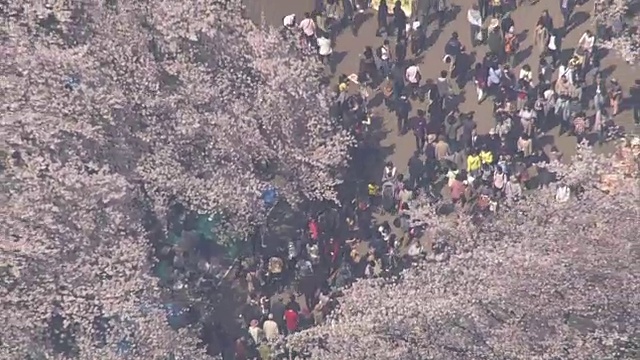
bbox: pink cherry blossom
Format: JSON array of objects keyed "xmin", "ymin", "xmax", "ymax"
[{"xmin": 1, "ymin": 0, "xmax": 350, "ymax": 357}]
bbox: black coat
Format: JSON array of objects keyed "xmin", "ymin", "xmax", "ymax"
[
  {"xmin": 393, "ymin": 6, "xmax": 407, "ymax": 28},
  {"xmin": 378, "ymin": 2, "xmax": 389, "ymax": 27}
]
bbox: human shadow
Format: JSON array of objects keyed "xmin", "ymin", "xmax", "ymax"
[
  {"xmin": 516, "ymin": 29, "xmax": 529, "ymax": 43},
  {"xmin": 330, "ymin": 51, "xmax": 348, "ymax": 74},
  {"xmin": 566, "ymin": 11, "xmax": 590, "ymax": 34},
  {"xmin": 535, "ymin": 134, "xmax": 556, "ymax": 149},
  {"xmin": 425, "ymin": 28, "xmax": 443, "ymax": 48},
  {"xmin": 352, "ymin": 13, "xmax": 374, "ymax": 37},
  {"xmin": 443, "ymin": 5, "xmax": 462, "ymax": 28},
  {"xmin": 600, "ymin": 64, "xmax": 617, "ymax": 79},
  {"xmin": 514, "ymin": 45, "xmax": 533, "ymax": 68},
  {"xmin": 596, "ymin": 47, "xmax": 610, "ymax": 61}
]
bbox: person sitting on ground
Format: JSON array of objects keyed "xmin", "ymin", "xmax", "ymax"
[{"xmin": 382, "ymin": 161, "xmax": 397, "ymax": 182}]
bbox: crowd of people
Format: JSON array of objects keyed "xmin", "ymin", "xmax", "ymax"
[{"xmin": 229, "ymin": 1, "xmax": 640, "ymax": 359}]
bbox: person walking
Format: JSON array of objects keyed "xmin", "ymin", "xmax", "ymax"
[
  {"xmin": 435, "ymin": 0, "xmax": 448, "ymax": 28},
  {"xmin": 630, "ymin": 79, "xmax": 640, "ymax": 126},
  {"xmin": 377, "ymin": 0, "xmax": 390, "ymax": 36},
  {"xmin": 534, "ymin": 10, "xmax": 554, "ymax": 54},
  {"xmin": 478, "ymin": 0, "xmax": 489, "ymax": 20},
  {"xmin": 393, "ymin": 1, "xmax": 407, "ymax": 40},
  {"xmin": 468, "ymin": 5, "xmax": 483, "ymax": 47},
  {"xmin": 560, "ymin": 0, "xmax": 572, "ymax": 30}
]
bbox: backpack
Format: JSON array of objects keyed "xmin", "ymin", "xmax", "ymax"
[
  {"xmin": 375, "ymin": 46, "xmax": 383, "ymax": 59},
  {"xmin": 505, "ymin": 35, "xmax": 517, "ymax": 53},
  {"xmin": 444, "ymin": 39, "xmax": 459, "ymax": 56}
]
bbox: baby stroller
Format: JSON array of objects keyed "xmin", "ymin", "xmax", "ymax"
[{"xmin": 380, "ymin": 181, "xmax": 395, "ymax": 215}]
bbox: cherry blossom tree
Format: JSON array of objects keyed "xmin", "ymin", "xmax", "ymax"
[
  {"xmin": 0, "ymin": 154, "xmax": 211, "ymax": 358},
  {"xmin": 1, "ymin": 0, "xmax": 349, "ymax": 357},
  {"xmin": 1, "ymin": 0, "xmax": 353, "ymax": 236},
  {"xmin": 283, "ymin": 144, "xmax": 640, "ymax": 359},
  {"xmin": 593, "ymin": 0, "xmax": 640, "ymax": 64}
]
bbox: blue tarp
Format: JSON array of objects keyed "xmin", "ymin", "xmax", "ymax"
[{"xmin": 261, "ymin": 188, "xmax": 277, "ymax": 207}]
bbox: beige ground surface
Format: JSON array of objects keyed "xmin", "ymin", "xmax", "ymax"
[{"xmin": 247, "ymin": 0, "xmax": 638, "ymax": 178}]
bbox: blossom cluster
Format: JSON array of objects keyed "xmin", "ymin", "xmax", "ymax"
[
  {"xmin": 1, "ymin": 0, "xmax": 351, "ymax": 357},
  {"xmin": 593, "ymin": 0, "xmax": 640, "ymax": 64}
]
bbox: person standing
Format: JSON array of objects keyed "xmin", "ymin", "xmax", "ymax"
[
  {"xmin": 378, "ymin": 39, "xmax": 393, "ymax": 77},
  {"xmin": 283, "ymin": 306, "xmax": 299, "ymax": 335},
  {"xmin": 408, "ymin": 151, "xmax": 424, "ymax": 189},
  {"xmin": 435, "ymin": 0, "xmax": 448, "ymax": 28},
  {"xmin": 467, "ymin": 5, "xmax": 483, "ymax": 47},
  {"xmin": 393, "ymin": 1, "xmax": 407, "ymax": 40},
  {"xmin": 490, "ymin": 0, "xmax": 503, "ymax": 18},
  {"xmin": 377, "ymin": 0, "xmax": 390, "ymax": 36},
  {"xmin": 411, "ymin": 109, "xmax": 428, "ymax": 151},
  {"xmin": 547, "ymin": 29, "xmax": 562, "ymax": 67},
  {"xmin": 317, "ymin": 31, "xmax": 333, "ymax": 66},
  {"xmin": 405, "ymin": 62, "xmax": 422, "ymax": 101},
  {"xmin": 325, "ymin": 1, "xmax": 344, "ymax": 36},
  {"xmin": 444, "ymin": 109, "xmax": 462, "ymax": 152},
  {"xmin": 487, "ymin": 23, "xmax": 503, "ymax": 61},
  {"xmin": 535, "ymin": 10, "xmax": 554, "ymax": 54},
  {"xmin": 630, "ymin": 79, "xmax": 640, "ymax": 126},
  {"xmin": 435, "ymin": 135, "xmax": 451, "ymax": 162},
  {"xmin": 478, "ymin": 0, "xmax": 489, "ymax": 20},
  {"xmin": 500, "ymin": 12, "xmax": 514, "ymax": 38},
  {"xmin": 299, "ymin": 13, "xmax": 317, "ymax": 48},
  {"xmin": 560, "ymin": 0, "xmax": 572, "ymax": 30},
  {"xmin": 396, "ymin": 94, "xmax": 411, "ymax": 135},
  {"xmin": 608, "ymin": 78, "xmax": 623, "ymax": 116},
  {"xmin": 473, "ymin": 62, "xmax": 488, "ymax": 104},
  {"xmin": 395, "ymin": 35, "xmax": 407, "ymax": 66},
  {"xmin": 503, "ymin": 27, "xmax": 518, "ymax": 69}
]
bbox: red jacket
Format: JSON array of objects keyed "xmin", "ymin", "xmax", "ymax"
[{"xmin": 308, "ymin": 220, "xmax": 319, "ymax": 241}]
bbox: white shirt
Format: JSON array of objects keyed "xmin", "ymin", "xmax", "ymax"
[
  {"xmin": 380, "ymin": 46, "xmax": 390, "ymax": 61},
  {"xmin": 408, "ymin": 243, "xmax": 423, "ymax": 257},
  {"xmin": 299, "ymin": 18, "xmax": 316, "ymax": 36},
  {"xmin": 383, "ymin": 166, "xmax": 396, "ymax": 179},
  {"xmin": 579, "ymin": 33, "xmax": 595, "ymax": 50},
  {"xmin": 548, "ymin": 35, "xmax": 557, "ymax": 50},
  {"xmin": 263, "ymin": 320, "xmax": 280, "ymax": 341},
  {"xmin": 248, "ymin": 326, "xmax": 264, "ymax": 344},
  {"xmin": 283, "ymin": 14, "xmax": 295, "ymax": 27},
  {"xmin": 405, "ymin": 65, "xmax": 421, "ymax": 84},
  {"xmin": 317, "ymin": 37, "xmax": 332, "ymax": 55},
  {"xmin": 488, "ymin": 67, "xmax": 502, "ymax": 85},
  {"xmin": 467, "ymin": 9, "xmax": 482, "ymax": 27},
  {"xmin": 555, "ymin": 185, "xmax": 570, "ymax": 203},
  {"xmin": 558, "ymin": 65, "xmax": 574, "ymax": 85},
  {"xmin": 519, "ymin": 69, "xmax": 532, "ymax": 82}
]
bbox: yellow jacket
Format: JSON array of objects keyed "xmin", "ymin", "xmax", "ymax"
[
  {"xmin": 467, "ymin": 155, "xmax": 482, "ymax": 172},
  {"xmin": 480, "ymin": 150, "xmax": 494, "ymax": 164}
]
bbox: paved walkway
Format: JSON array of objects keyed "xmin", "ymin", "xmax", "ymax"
[{"xmin": 252, "ymin": 0, "xmax": 637, "ymax": 178}]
